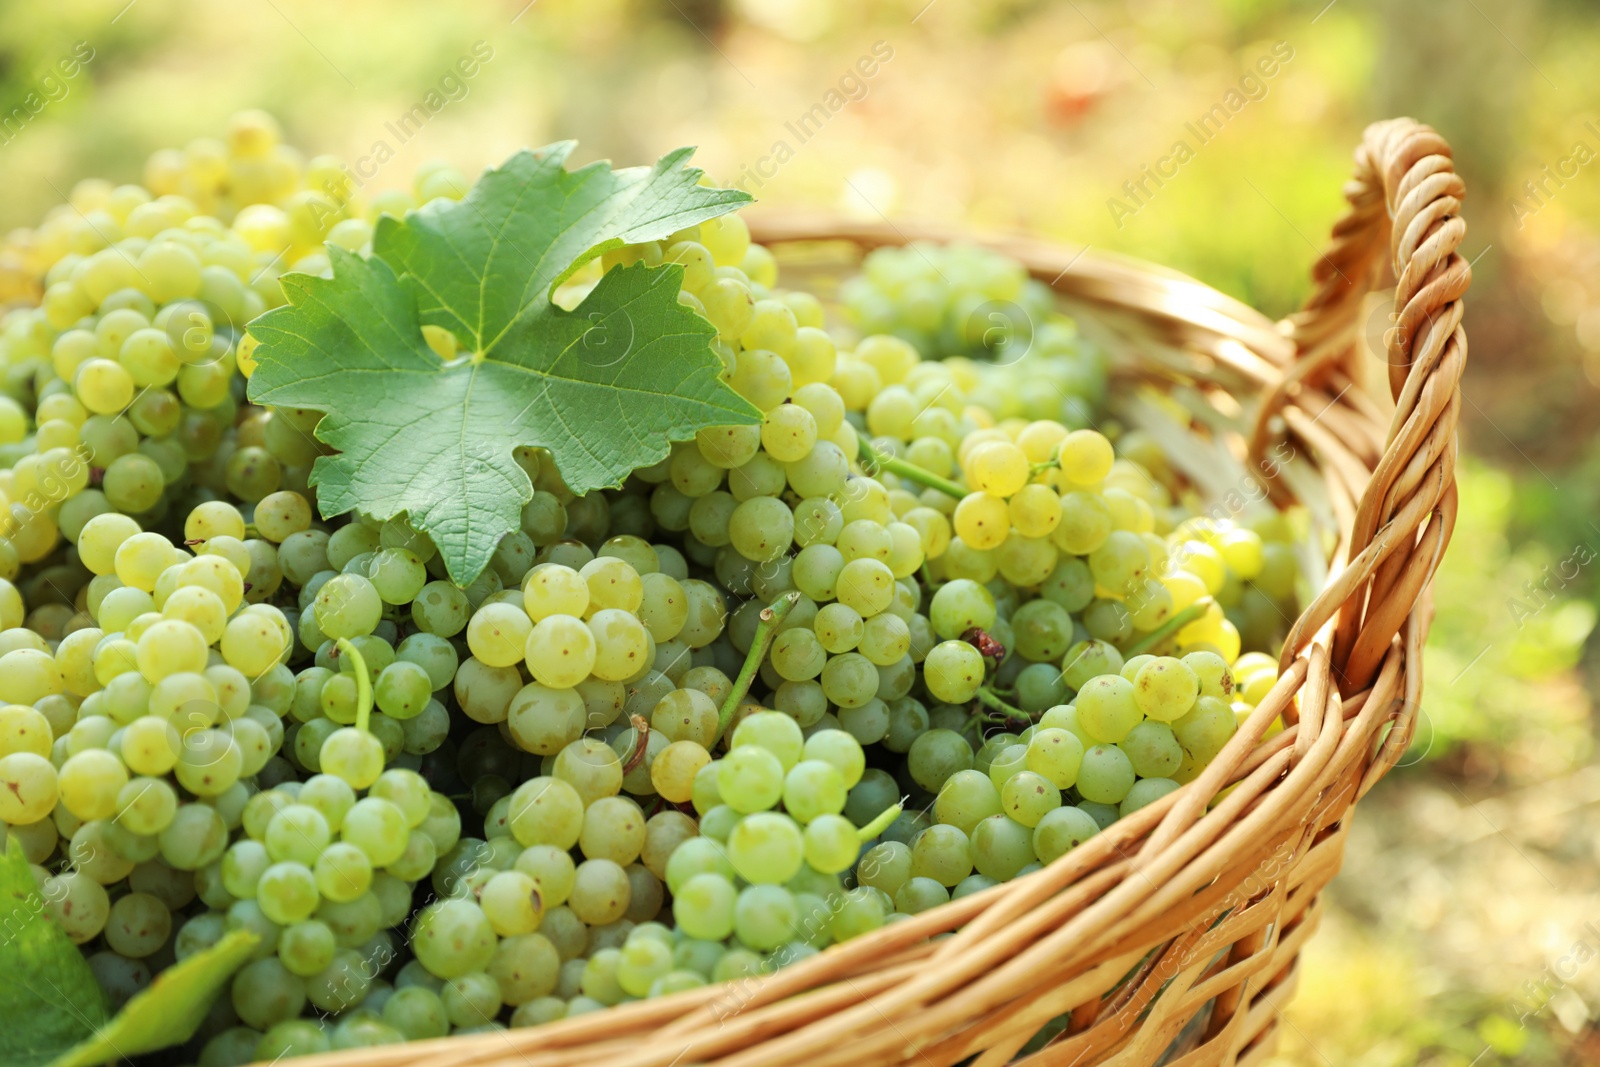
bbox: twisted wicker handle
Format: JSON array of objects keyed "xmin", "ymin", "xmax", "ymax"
[{"xmin": 1260, "ymin": 118, "xmax": 1470, "ymax": 691}]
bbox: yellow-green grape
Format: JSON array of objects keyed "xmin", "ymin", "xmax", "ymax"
[
  {"xmin": 952, "ymin": 493, "xmax": 1009, "ymax": 551},
  {"xmin": 963, "ymin": 441, "xmax": 1029, "ymax": 498}
]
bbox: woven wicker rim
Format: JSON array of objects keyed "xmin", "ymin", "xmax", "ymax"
[{"xmin": 280, "ymin": 118, "xmax": 1467, "ymax": 1067}]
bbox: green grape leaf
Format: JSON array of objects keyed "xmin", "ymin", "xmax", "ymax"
[
  {"xmin": 48, "ymin": 929, "xmax": 260, "ymax": 1067},
  {"xmin": 0, "ymin": 839, "xmax": 107, "ymax": 1067},
  {"xmin": 248, "ymin": 144, "xmax": 759, "ymax": 583}
]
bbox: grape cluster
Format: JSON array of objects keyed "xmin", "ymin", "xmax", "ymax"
[
  {"xmin": 0, "ymin": 108, "xmax": 471, "ymax": 583},
  {"xmin": 0, "ymin": 115, "xmax": 1305, "ymax": 1064},
  {"xmin": 838, "ymin": 241, "xmax": 1106, "ymax": 428}
]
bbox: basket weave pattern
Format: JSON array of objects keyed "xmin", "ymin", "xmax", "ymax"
[{"xmin": 291, "ymin": 118, "xmax": 1467, "ymax": 1067}]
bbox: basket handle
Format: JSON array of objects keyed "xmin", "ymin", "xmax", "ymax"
[{"xmin": 1261, "ymin": 119, "xmax": 1470, "ymax": 689}]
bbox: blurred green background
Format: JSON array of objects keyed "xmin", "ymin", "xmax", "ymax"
[{"xmin": 4, "ymin": 0, "xmax": 1598, "ymax": 1062}]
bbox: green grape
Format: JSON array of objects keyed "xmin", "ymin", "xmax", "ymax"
[
  {"xmin": 373, "ymin": 660, "xmax": 432, "ymax": 719},
  {"xmin": 340, "ymin": 797, "xmax": 410, "ymax": 867},
  {"xmin": 278, "ymin": 919, "xmax": 338, "ymax": 977},
  {"xmin": 792, "ymin": 544, "xmax": 843, "ymax": 603},
  {"xmin": 731, "ymin": 709, "xmax": 804, "ymax": 768},
  {"xmin": 1074, "ymin": 675, "xmax": 1142, "ymax": 743},
  {"xmin": 456, "ymin": 657, "xmax": 524, "ymax": 725},
  {"xmin": 1182, "ymin": 650, "xmax": 1235, "ymax": 700},
  {"xmin": 319, "ymin": 727, "xmax": 384, "ymax": 789},
  {"xmin": 726, "ymin": 812, "xmax": 804, "ymax": 884},
  {"xmin": 264, "ymin": 804, "xmax": 332, "ymax": 867},
  {"xmin": 102, "ymin": 891, "xmax": 172, "ymax": 958},
  {"xmin": 819, "ymin": 652, "xmax": 878, "ymax": 709},
  {"xmin": 729, "ymin": 884, "xmax": 795, "ymax": 951},
  {"xmin": 587, "ymin": 608, "xmax": 650, "ymax": 681},
  {"xmin": 1120, "ymin": 777, "xmax": 1180, "ymax": 817},
  {"xmin": 437, "ymin": 970, "xmax": 500, "ymax": 1028},
  {"xmin": 637, "ymin": 572, "xmax": 687, "ymax": 641},
  {"xmin": 673, "ymin": 872, "xmax": 737, "ymax": 941},
  {"xmin": 1013, "ymin": 662, "xmax": 1069, "ymax": 714},
  {"xmin": 401, "ymin": 699, "xmax": 451, "ymax": 755},
  {"xmin": 479, "ymin": 870, "xmax": 544, "ymax": 937},
  {"xmin": 999, "ymin": 771, "xmax": 1062, "ymax": 828},
  {"xmin": 663, "ymin": 836, "xmax": 735, "ymax": 896},
  {"xmin": 569, "ymin": 858, "xmax": 631, "ymax": 926},
  {"xmin": 1075, "ymin": 744, "xmax": 1136, "ymax": 805},
  {"xmin": 801, "ymin": 729, "xmax": 866, "ymax": 789},
  {"xmin": 970, "ymin": 814, "xmax": 1036, "ymax": 880},
  {"xmin": 576, "ymin": 556, "xmax": 642, "ymax": 616},
  {"xmin": 116, "ymin": 776, "xmax": 178, "ymax": 835},
  {"xmin": 1171, "ymin": 695, "xmax": 1237, "ymax": 763},
  {"xmin": 828, "ymin": 886, "xmax": 885, "ymax": 942},
  {"xmin": 507, "ymin": 777, "xmax": 584, "ymax": 850},
  {"xmin": 1133, "ymin": 657, "xmax": 1201, "ymax": 722},
  {"xmin": 813, "ymin": 603, "xmax": 863, "ymax": 654},
  {"xmin": 411, "ymin": 899, "xmax": 497, "ymax": 979},
  {"xmin": 716, "ymin": 746, "xmax": 784, "ymax": 814},
  {"xmin": 985, "ymin": 743, "xmax": 1029, "ymax": 791},
  {"xmin": 507, "ymin": 681, "xmax": 587, "ymax": 754},
  {"xmin": 909, "ymin": 824, "xmax": 972, "ymax": 887},
  {"xmin": 1053, "ymin": 492, "xmax": 1112, "ymax": 555},
  {"xmin": 798, "ymin": 813, "xmax": 859, "ymax": 874},
  {"xmin": 923, "ymin": 640, "xmax": 985, "ymax": 704},
  {"xmin": 394, "ymin": 632, "xmax": 458, "ymax": 690},
  {"xmin": 782, "ymin": 760, "xmax": 847, "ymax": 823},
  {"xmin": 466, "ymin": 602, "xmax": 532, "ymax": 669},
  {"xmin": 411, "ymin": 581, "xmax": 470, "ymax": 637},
  {"xmin": 858, "ymin": 612, "xmax": 910, "ymax": 666},
  {"xmin": 1088, "ymin": 530, "xmax": 1149, "ymax": 597},
  {"xmin": 360, "ymin": 547, "xmax": 425, "ymax": 605},
  {"xmin": 605, "ymin": 936, "xmax": 670, "ymax": 999},
  {"xmin": 57, "ymin": 748, "xmax": 128, "ymax": 821},
  {"xmin": 0, "ymin": 751, "xmax": 59, "ymax": 824},
  {"xmin": 313, "ymin": 574, "xmax": 382, "ymax": 639},
  {"xmin": 881, "ymin": 697, "xmax": 929, "ymax": 754},
  {"xmin": 1060, "ymin": 639, "xmax": 1125, "ymax": 691},
  {"xmin": 42, "ymin": 871, "xmax": 110, "ymax": 943},
  {"xmin": 934, "ymin": 769, "xmax": 1003, "ymax": 834},
  {"xmin": 838, "ymin": 697, "xmax": 889, "ymax": 748},
  {"xmin": 1032, "ymin": 805, "xmax": 1100, "ymax": 863},
  {"xmin": 769, "ymin": 627, "xmax": 827, "ymax": 681},
  {"xmin": 556, "ymin": 737, "xmax": 626, "ymax": 805},
  {"xmin": 1118, "ymin": 721, "xmax": 1183, "ymax": 778},
  {"xmin": 1024, "ymin": 728, "xmax": 1085, "ymax": 789},
  {"xmin": 835, "ymin": 557, "xmax": 894, "ymax": 616},
  {"xmin": 383, "ymin": 986, "xmax": 451, "ymax": 1040},
  {"xmin": 305, "ymin": 946, "xmax": 374, "ymax": 1013},
  {"xmin": 257, "ymin": 861, "xmax": 319, "ymax": 924},
  {"xmin": 575, "ymin": 945, "xmax": 625, "ymax": 1006},
  {"xmin": 231, "ymin": 956, "xmax": 307, "ymax": 1030},
  {"xmin": 1010, "ymin": 599, "xmax": 1075, "ymax": 662},
  {"xmin": 578, "ymin": 796, "xmax": 646, "ymax": 865}
]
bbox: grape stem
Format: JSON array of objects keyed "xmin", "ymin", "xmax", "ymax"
[
  {"xmin": 335, "ymin": 638, "xmax": 373, "ymax": 735},
  {"xmin": 1029, "ymin": 459, "xmax": 1060, "ymax": 477},
  {"xmin": 623, "ymin": 715, "xmax": 652, "ymax": 774},
  {"xmin": 974, "ymin": 686, "xmax": 1032, "ymax": 728},
  {"xmin": 855, "ymin": 430, "xmax": 968, "ymax": 499},
  {"xmin": 715, "ymin": 590, "xmax": 802, "ymax": 745},
  {"xmin": 1119, "ymin": 599, "xmax": 1212, "ymax": 658},
  {"xmin": 856, "ymin": 798, "xmax": 906, "ymax": 841}
]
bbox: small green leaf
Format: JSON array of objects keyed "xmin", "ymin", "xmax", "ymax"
[
  {"xmin": 249, "ymin": 145, "xmax": 759, "ymax": 583},
  {"xmin": 0, "ymin": 839, "xmax": 107, "ymax": 1067},
  {"xmin": 48, "ymin": 929, "xmax": 259, "ymax": 1067}
]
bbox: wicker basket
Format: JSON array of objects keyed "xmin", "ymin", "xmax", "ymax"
[{"xmin": 288, "ymin": 118, "xmax": 1467, "ymax": 1067}]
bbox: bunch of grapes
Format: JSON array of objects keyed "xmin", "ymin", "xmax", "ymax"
[
  {"xmin": 0, "ymin": 108, "xmax": 472, "ymax": 586},
  {"xmin": 0, "ymin": 115, "xmax": 1306, "ymax": 1064}
]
